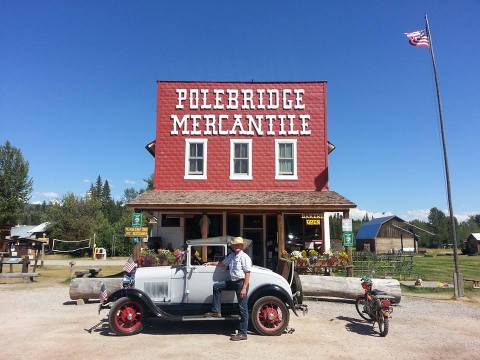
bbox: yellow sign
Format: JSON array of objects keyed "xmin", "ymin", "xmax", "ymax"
[
  {"xmin": 124, "ymin": 227, "xmax": 149, "ymax": 237},
  {"xmin": 301, "ymin": 214, "xmax": 323, "ymax": 219},
  {"xmin": 305, "ymin": 219, "xmax": 321, "ymax": 226}
]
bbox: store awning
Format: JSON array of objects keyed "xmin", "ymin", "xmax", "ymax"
[{"xmin": 128, "ymin": 190, "xmax": 356, "ymax": 211}]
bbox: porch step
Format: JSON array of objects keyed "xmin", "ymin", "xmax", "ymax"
[{"xmin": 182, "ymin": 315, "xmax": 240, "ymax": 321}]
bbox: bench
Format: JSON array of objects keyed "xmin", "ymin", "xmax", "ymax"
[
  {"xmin": 0, "ymin": 272, "xmax": 39, "ymax": 279},
  {"xmin": 464, "ymin": 279, "xmax": 480, "ymax": 289},
  {"xmin": 0, "ymin": 256, "xmax": 38, "ymax": 282},
  {"xmin": 74, "ymin": 268, "xmax": 102, "ymax": 278}
]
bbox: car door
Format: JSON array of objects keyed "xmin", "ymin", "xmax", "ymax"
[{"xmin": 186, "ymin": 245, "xmax": 235, "ymax": 304}]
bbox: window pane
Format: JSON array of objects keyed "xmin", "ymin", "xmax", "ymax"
[
  {"xmin": 196, "ymin": 144, "xmax": 203, "ymax": 157},
  {"xmin": 189, "ymin": 159, "xmax": 197, "ymax": 173},
  {"xmin": 190, "ymin": 144, "xmax": 196, "ymax": 157},
  {"xmin": 279, "ymin": 143, "xmax": 286, "ymax": 158},
  {"xmin": 234, "ymin": 144, "xmax": 241, "ymax": 158},
  {"xmin": 280, "ymin": 159, "xmax": 293, "ymax": 174},
  {"xmin": 241, "ymin": 159, "xmax": 248, "ymax": 174},
  {"xmin": 196, "ymin": 159, "xmax": 203, "ymax": 173},
  {"xmin": 284, "ymin": 143, "xmax": 293, "ymax": 158},
  {"xmin": 240, "ymin": 144, "xmax": 248, "ymax": 158}
]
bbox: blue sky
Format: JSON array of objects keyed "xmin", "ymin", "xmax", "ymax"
[{"xmin": 1, "ymin": 1, "xmax": 479, "ymax": 221}]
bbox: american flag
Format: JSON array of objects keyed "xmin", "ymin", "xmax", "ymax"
[
  {"xmin": 405, "ymin": 29, "xmax": 430, "ymax": 47},
  {"xmin": 123, "ymin": 256, "xmax": 138, "ymax": 273},
  {"xmin": 99, "ymin": 283, "xmax": 108, "ymax": 304}
]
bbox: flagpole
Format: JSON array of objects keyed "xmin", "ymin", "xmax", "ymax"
[{"xmin": 424, "ymin": 14, "xmax": 463, "ymax": 298}]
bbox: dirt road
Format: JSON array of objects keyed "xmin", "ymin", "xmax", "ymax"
[{"xmin": 1, "ymin": 285, "xmax": 479, "ymax": 360}]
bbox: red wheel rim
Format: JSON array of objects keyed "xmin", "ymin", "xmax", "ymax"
[
  {"xmin": 256, "ymin": 300, "xmax": 285, "ymax": 334},
  {"xmin": 114, "ymin": 301, "xmax": 143, "ymax": 333}
]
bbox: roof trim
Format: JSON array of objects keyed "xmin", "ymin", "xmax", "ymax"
[{"xmin": 157, "ymin": 80, "xmax": 327, "ymax": 84}]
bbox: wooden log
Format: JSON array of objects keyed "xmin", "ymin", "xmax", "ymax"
[
  {"xmin": 0, "ymin": 272, "xmax": 39, "ymax": 278},
  {"xmin": 300, "ymin": 275, "xmax": 402, "ymax": 303},
  {"xmin": 69, "ymin": 277, "xmax": 123, "ymax": 300}
]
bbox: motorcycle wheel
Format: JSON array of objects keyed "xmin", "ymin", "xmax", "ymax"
[
  {"xmin": 378, "ymin": 315, "xmax": 389, "ymax": 337},
  {"xmin": 355, "ymin": 296, "xmax": 373, "ymax": 321}
]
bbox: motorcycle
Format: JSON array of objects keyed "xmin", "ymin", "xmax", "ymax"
[{"xmin": 355, "ymin": 276, "xmax": 394, "ymax": 337}]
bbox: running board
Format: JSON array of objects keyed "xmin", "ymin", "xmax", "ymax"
[{"xmin": 181, "ymin": 315, "xmax": 240, "ymax": 322}]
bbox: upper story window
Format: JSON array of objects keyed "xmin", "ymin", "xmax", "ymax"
[
  {"xmin": 230, "ymin": 139, "xmax": 252, "ymax": 180},
  {"xmin": 184, "ymin": 139, "xmax": 207, "ymax": 180},
  {"xmin": 275, "ymin": 139, "xmax": 297, "ymax": 180}
]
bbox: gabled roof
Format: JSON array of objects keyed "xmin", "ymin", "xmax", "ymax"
[
  {"xmin": 356, "ymin": 215, "xmax": 404, "ymax": 240},
  {"xmin": 10, "ymin": 225, "xmax": 36, "ymax": 238},
  {"xmin": 469, "ymin": 233, "xmax": 480, "ymax": 241}
]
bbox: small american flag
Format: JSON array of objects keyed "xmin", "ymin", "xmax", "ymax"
[
  {"xmin": 99, "ymin": 283, "xmax": 108, "ymax": 304},
  {"xmin": 123, "ymin": 256, "xmax": 138, "ymax": 273},
  {"xmin": 405, "ymin": 29, "xmax": 430, "ymax": 47}
]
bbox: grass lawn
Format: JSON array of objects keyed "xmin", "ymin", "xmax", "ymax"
[
  {"xmin": 413, "ymin": 254, "xmax": 480, "ymax": 283},
  {"xmin": 0, "ymin": 265, "xmax": 123, "ymax": 287}
]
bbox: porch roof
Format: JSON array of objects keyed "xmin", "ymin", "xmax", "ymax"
[{"xmin": 128, "ymin": 190, "xmax": 356, "ymax": 211}]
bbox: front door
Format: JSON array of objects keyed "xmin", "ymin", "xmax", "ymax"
[{"xmin": 243, "ymin": 215, "xmax": 264, "ymax": 266}]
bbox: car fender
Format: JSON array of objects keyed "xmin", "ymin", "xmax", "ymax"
[
  {"xmin": 248, "ymin": 284, "xmax": 298, "ymax": 316},
  {"xmin": 107, "ymin": 288, "xmax": 180, "ymax": 321}
]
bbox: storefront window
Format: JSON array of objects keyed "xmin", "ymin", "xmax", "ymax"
[{"xmin": 284, "ymin": 214, "xmax": 323, "ymax": 252}]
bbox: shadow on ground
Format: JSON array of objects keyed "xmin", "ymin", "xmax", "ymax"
[
  {"xmin": 88, "ymin": 318, "xmax": 242, "ymax": 337},
  {"xmin": 336, "ymin": 316, "xmax": 379, "ymax": 337}
]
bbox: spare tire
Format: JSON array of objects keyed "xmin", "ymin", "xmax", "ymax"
[{"xmin": 291, "ymin": 271, "xmax": 303, "ymax": 305}]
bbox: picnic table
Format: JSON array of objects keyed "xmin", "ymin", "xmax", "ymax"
[{"xmin": 0, "ymin": 256, "xmax": 39, "ymax": 281}]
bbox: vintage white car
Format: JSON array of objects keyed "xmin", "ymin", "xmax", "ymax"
[{"xmin": 103, "ymin": 237, "xmax": 305, "ymax": 336}]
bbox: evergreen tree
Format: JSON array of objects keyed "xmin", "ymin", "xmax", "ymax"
[{"xmin": 0, "ymin": 141, "xmax": 33, "ymax": 225}]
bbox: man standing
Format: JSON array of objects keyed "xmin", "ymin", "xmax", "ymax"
[{"xmin": 204, "ymin": 237, "xmax": 252, "ymax": 341}]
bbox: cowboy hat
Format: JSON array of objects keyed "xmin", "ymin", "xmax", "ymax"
[{"xmin": 230, "ymin": 237, "xmax": 245, "ymax": 246}]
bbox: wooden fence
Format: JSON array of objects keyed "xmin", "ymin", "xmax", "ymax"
[{"xmin": 352, "ymin": 252, "xmax": 414, "ymax": 279}]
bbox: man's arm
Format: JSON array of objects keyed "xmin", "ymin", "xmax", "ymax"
[
  {"xmin": 204, "ymin": 261, "xmax": 225, "ymax": 266},
  {"xmin": 240, "ymin": 272, "xmax": 250, "ymax": 298}
]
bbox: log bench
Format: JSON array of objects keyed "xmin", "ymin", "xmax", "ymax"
[
  {"xmin": 464, "ymin": 278, "xmax": 480, "ymax": 289},
  {"xmin": 0, "ymin": 272, "xmax": 39, "ymax": 279}
]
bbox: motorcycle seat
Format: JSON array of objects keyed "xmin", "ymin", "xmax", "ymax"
[{"xmin": 371, "ymin": 290, "xmax": 395, "ymax": 299}]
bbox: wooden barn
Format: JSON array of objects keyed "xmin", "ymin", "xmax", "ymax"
[
  {"xmin": 355, "ymin": 216, "xmax": 416, "ymax": 254},
  {"xmin": 464, "ymin": 233, "xmax": 480, "ymax": 255}
]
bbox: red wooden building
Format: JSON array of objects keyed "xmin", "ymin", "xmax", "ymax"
[{"xmin": 130, "ymin": 81, "xmax": 355, "ymax": 268}]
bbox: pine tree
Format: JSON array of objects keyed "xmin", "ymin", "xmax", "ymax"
[{"xmin": 0, "ymin": 141, "xmax": 33, "ymax": 225}]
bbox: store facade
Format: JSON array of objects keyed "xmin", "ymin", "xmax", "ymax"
[{"xmin": 130, "ymin": 81, "xmax": 356, "ymax": 268}]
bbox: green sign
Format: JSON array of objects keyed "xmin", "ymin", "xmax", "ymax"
[
  {"xmin": 342, "ymin": 231, "xmax": 354, "ymax": 247},
  {"xmin": 132, "ymin": 213, "xmax": 142, "ymax": 227}
]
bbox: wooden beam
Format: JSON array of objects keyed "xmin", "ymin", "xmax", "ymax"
[
  {"xmin": 222, "ymin": 211, "xmax": 227, "ymax": 236},
  {"xmin": 201, "ymin": 214, "xmax": 208, "ymax": 262},
  {"xmin": 262, "ymin": 214, "xmax": 267, "ymax": 267},
  {"xmin": 277, "ymin": 213, "xmax": 285, "ymax": 259}
]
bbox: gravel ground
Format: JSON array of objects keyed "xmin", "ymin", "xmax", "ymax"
[{"xmin": 0, "ymin": 285, "xmax": 479, "ymax": 360}]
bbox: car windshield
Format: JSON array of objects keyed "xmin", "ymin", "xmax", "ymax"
[{"xmin": 190, "ymin": 245, "xmax": 225, "ymax": 265}]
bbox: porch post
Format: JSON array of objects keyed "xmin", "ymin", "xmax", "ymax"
[
  {"xmin": 201, "ymin": 214, "xmax": 209, "ymax": 262},
  {"xmin": 277, "ymin": 213, "xmax": 285, "ymax": 259},
  {"xmin": 222, "ymin": 211, "xmax": 227, "ymax": 236}
]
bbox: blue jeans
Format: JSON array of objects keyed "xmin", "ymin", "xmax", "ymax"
[{"xmin": 212, "ymin": 280, "xmax": 248, "ymax": 336}]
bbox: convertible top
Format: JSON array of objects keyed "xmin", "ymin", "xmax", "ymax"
[{"xmin": 186, "ymin": 235, "xmax": 252, "ymax": 248}]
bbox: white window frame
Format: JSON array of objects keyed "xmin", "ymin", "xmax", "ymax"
[
  {"xmin": 184, "ymin": 138, "xmax": 207, "ymax": 180},
  {"xmin": 230, "ymin": 139, "xmax": 253, "ymax": 180},
  {"xmin": 275, "ymin": 139, "xmax": 298, "ymax": 180}
]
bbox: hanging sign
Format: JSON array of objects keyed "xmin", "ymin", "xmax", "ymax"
[
  {"xmin": 342, "ymin": 231, "xmax": 354, "ymax": 247},
  {"xmin": 132, "ymin": 213, "xmax": 143, "ymax": 227},
  {"xmin": 342, "ymin": 218, "xmax": 352, "ymax": 232},
  {"xmin": 125, "ymin": 227, "xmax": 148, "ymax": 237}
]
